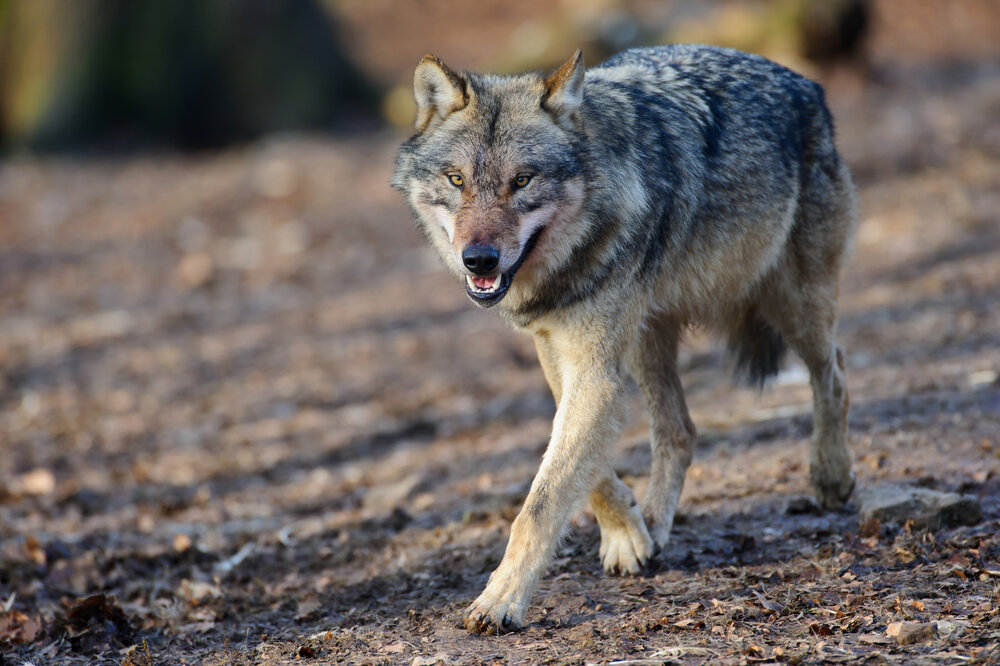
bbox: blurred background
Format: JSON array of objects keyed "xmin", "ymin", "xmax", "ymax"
[
  {"xmin": 1, "ymin": 0, "xmax": 999, "ymax": 662},
  {"xmin": 2, "ymin": 0, "xmax": 998, "ymax": 152}
]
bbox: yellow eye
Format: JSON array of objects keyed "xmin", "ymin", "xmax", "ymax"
[
  {"xmin": 513, "ymin": 175, "xmax": 532, "ymax": 189},
  {"xmin": 448, "ymin": 173, "xmax": 464, "ymax": 187}
]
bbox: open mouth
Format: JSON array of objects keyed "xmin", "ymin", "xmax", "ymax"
[
  {"xmin": 463, "ymin": 227, "xmax": 545, "ymax": 308},
  {"xmin": 465, "ymin": 272, "xmax": 510, "ymax": 307}
]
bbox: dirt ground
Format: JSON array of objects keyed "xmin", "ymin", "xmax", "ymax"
[{"xmin": 3, "ymin": 6, "xmax": 1000, "ymax": 666}]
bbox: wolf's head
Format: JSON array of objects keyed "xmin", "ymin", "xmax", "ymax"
[{"xmin": 392, "ymin": 52, "xmax": 589, "ymax": 309}]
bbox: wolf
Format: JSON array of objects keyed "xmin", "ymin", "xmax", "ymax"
[{"xmin": 392, "ymin": 44, "xmax": 857, "ymax": 635}]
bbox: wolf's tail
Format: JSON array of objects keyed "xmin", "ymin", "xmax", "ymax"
[{"xmin": 727, "ymin": 308, "xmax": 787, "ymax": 389}]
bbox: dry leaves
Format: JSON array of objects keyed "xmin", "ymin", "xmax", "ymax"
[
  {"xmin": 0, "ymin": 610, "xmax": 39, "ymax": 645},
  {"xmin": 51, "ymin": 594, "xmax": 137, "ymax": 653}
]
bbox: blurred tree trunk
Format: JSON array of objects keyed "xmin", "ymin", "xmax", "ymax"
[{"xmin": 0, "ymin": 0, "xmax": 375, "ymax": 151}]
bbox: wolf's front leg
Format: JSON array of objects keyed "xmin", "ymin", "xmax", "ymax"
[
  {"xmin": 536, "ymin": 330, "xmax": 652, "ymax": 577},
  {"xmin": 464, "ymin": 368, "xmax": 626, "ymax": 634}
]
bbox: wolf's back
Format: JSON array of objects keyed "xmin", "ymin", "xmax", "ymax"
[{"xmin": 576, "ymin": 45, "xmax": 848, "ymax": 383}]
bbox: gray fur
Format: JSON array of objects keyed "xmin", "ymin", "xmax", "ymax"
[{"xmin": 393, "ymin": 45, "xmax": 857, "ymax": 635}]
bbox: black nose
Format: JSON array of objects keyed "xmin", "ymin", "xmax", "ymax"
[{"xmin": 462, "ymin": 244, "xmax": 500, "ymax": 275}]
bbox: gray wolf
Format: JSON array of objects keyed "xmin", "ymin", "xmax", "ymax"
[{"xmin": 392, "ymin": 44, "xmax": 856, "ymax": 635}]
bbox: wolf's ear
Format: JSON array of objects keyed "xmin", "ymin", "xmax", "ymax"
[
  {"xmin": 542, "ymin": 50, "xmax": 585, "ymax": 118},
  {"xmin": 413, "ymin": 54, "xmax": 468, "ymax": 133}
]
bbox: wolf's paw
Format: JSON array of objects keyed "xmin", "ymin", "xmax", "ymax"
[
  {"xmin": 812, "ymin": 467, "xmax": 855, "ymax": 510},
  {"xmin": 464, "ymin": 582, "xmax": 527, "ymax": 635},
  {"xmin": 643, "ymin": 516, "xmax": 673, "ymax": 551},
  {"xmin": 598, "ymin": 505, "xmax": 654, "ymax": 575}
]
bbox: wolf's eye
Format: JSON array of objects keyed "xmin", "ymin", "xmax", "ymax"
[
  {"xmin": 513, "ymin": 175, "xmax": 532, "ymax": 189},
  {"xmin": 447, "ymin": 173, "xmax": 464, "ymax": 188}
]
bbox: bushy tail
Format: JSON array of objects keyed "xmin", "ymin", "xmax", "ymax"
[{"xmin": 728, "ymin": 308, "xmax": 786, "ymax": 389}]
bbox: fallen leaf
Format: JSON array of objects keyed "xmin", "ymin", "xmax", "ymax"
[
  {"xmin": 178, "ymin": 621, "xmax": 216, "ymax": 634},
  {"xmin": 23, "ymin": 535, "xmax": 47, "ymax": 566},
  {"xmin": 177, "ymin": 580, "xmax": 222, "ymax": 603},
  {"xmin": 0, "ymin": 610, "xmax": 39, "ymax": 644},
  {"xmin": 187, "ymin": 608, "xmax": 216, "ymax": 622},
  {"xmin": 295, "ymin": 598, "xmax": 322, "ymax": 621},
  {"xmin": 751, "ymin": 589, "xmax": 784, "ymax": 613},
  {"xmin": 809, "ymin": 622, "xmax": 834, "ymax": 637},
  {"xmin": 53, "ymin": 594, "xmax": 137, "ymax": 653}
]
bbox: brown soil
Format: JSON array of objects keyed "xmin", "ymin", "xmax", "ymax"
[{"xmin": 2, "ymin": 4, "xmax": 1000, "ymax": 665}]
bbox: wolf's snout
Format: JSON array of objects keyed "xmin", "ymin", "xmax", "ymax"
[{"xmin": 462, "ymin": 244, "xmax": 500, "ymax": 275}]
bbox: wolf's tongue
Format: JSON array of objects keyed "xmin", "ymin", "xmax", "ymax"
[{"xmin": 473, "ymin": 276, "xmax": 498, "ymax": 289}]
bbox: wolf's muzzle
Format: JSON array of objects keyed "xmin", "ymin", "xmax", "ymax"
[{"xmin": 464, "ymin": 227, "xmax": 545, "ymax": 308}]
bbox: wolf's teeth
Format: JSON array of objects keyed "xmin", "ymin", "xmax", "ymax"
[{"xmin": 467, "ymin": 274, "xmax": 503, "ymax": 293}]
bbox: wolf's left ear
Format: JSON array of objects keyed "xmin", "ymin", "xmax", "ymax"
[
  {"xmin": 542, "ymin": 50, "xmax": 585, "ymax": 118},
  {"xmin": 413, "ymin": 54, "xmax": 468, "ymax": 133}
]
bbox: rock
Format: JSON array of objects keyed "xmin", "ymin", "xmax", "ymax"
[
  {"xmin": 886, "ymin": 621, "xmax": 938, "ymax": 645},
  {"xmin": 411, "ymin": 655, "xmax": 452, "ymax": 666},
  {"xmin": 857, "ymin": 483, "xmax": 982, "ymax": 529},
  {"xmin": 14, "ymin": 468, "xmax": 57, "ymax": 496},
  {"xmin": 935, "ymin": 620, "xmax": 969, "ymax": 641}
]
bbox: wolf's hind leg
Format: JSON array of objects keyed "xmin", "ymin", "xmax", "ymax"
[
  {"xmin": 761, "ymin": 276, "xmax": 853, "ymax": 509},
  {"xmin": 761, "ymin": 162, "xmax": 856, "ymax": 509},
  {"xmin": 626, "ymin": 316, "xmax": 695, "ymax": 549},
  {"xmin": 590, "ymin": 472, "xmax": 653, "ymax": 574},
  {"xmin": 810, "ymin": 342, "xmax": 853, "ymax": 508}
]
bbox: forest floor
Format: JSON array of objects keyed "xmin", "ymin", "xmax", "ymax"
[{"xmin": 3, "ymin": 13, "xmax": 1000, "ymax": 666}]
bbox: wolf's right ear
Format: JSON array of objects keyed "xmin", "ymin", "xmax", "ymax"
[{"xmin": 413, "ymin": 54, "xmax": 468, "ymax": 133}]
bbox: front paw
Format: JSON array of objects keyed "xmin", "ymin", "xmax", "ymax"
[
  {"xmin": 464, "ymin": 585, "xmax": 526, "ymax": 635},
  {"xmin": 599, "ymin": 505, "xmax": 654, "ymax": 575}
]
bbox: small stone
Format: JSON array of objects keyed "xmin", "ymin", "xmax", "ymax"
[
  {"xmin": 17, "ymin": 468, "xmax": 56, "ymax": 496},
  {"xmin": 176, "ymin": 252, "xmax": 214, "ymax": 288},
  {"xmin": 411, "ymin": 655, "xmax": 452, "ymax": 666},
  {"xmin": 935, "ymin": 620, "xmax": 968, "ymax": 640},
  {"xmin": 173, "ymin": 533, "xmax": 192, "ymax": 553},
  {"xmin": 887, "ymin": 621, "xmax": 938, "ymax": 645},
  {"xmin": 969, "ymin": 369, "xmax": 998, "ymax": 386},
  {"xmin": 857, "ymin": 483, "xmax": 982, "ymax": 529}
]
